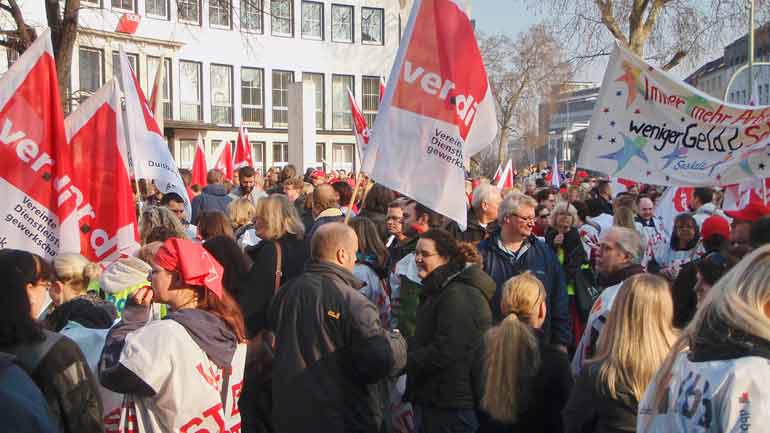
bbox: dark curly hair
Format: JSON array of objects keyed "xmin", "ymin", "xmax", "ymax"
[{"xmin": 419, "ymin": 229, "xmax": 482, "ymax": 267}]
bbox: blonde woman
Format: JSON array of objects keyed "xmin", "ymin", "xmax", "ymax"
[
  {"xmin": 638, "ymin": 245, "xmax": 770, "ymax": 432},
  {"xmin": 228, "ymin": 197, "xmax": 260, "ymax": 248},
  {"xmin": 47, "ymin": 252, "xmax": 116, "ymax": 331},
  {"xmin": 478, "ymin": 272, "xmax": 573, "ymax": 433},
  {"xmin": 564, "ymin": 274, "xmax": 677, "ymax": 433}
]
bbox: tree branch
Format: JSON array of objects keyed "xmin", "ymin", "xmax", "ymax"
[
  {"xmin": 593, "ymin": 0, "xmax": 628, "ymax": 46},
  {"xmin": 661, "ymin": 49, "xmax": 686, "ymax": 71},
  {"xmin": 5, "ymin": 0, "xmax": 34, "ymax": 49}
]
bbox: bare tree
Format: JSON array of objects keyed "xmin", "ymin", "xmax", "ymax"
[
  {"xmin": 523, "ymin": 0, "xmax": 770, "ymax": 71},
  {"xmin": 478, "ymin": 24, "xmax": 571, "ymax": 166}
]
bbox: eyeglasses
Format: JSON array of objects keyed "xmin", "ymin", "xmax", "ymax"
[
  {"xmin": 415, "ymin": 250, "xmax": 439, "ymax": 258},
  {"xmin": 511, "ymin": 214, "xmax": 536, "ymax": 224}
]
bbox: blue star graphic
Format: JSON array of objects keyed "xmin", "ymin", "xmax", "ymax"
[
  {"xmin": 739, "ymin": 160, "xmax": 755, "ymax": 176},
  {"xmin": 661, "ymin": 143, "xmax": 688, "ymax": 170},
  {"xmin": 598, "ymin": 133, "xmax": 649, "ymax": 174}
]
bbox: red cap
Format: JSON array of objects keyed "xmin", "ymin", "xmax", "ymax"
[
  {"xmin": 700, "ymin": 216, "xmax": 730, "ymax": 241},
  {"xmin": 725, "ymin": 201, "xmax": 770, "ymax": 223},
  {"xmin": 311, "ymin": 169, "xmax": 325, "ymax": 178},
  {"xmin": 576, "ymin": 170, "xmax": 589, "ymax": 178}
]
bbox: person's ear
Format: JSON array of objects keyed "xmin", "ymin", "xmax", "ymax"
[
  {"xmin": 51, "ymin": 281, "xmax": 64, "ymax": 296},
  {"xmin": 538, "ymin": 300, "xmax": 547, "ymax": 322},
  {"xmin": 336, "ymin": 248, "xmax": 346, "ymax": 265}
]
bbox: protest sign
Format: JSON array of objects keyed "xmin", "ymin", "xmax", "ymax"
[{"xmin": 579, "ymin": 43, "xmax": 770, "ymax": 186}]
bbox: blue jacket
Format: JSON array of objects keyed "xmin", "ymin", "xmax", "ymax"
[
  {"xmin": 191, "ymin": 184, "xmax": 232, "ymax": 224},
  {"xmin": 477, "ymin": 232, "xmax": 571, "ymax": 346}
]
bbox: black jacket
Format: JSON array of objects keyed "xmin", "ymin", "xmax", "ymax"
[
  {"xmin": 477, "ymin": 331, "xmax": 573, "ymax": 433},
  {"xmin": 267, "ymin": 261, "xmax": 407, "ymax": 433},
  {"xmin": 563, "ymin": 361, "xmax": 637, "ymax": 433},
  {"xmin": 446, "ymin": 209, "xmax": 499, "ymax": 245},
  {"xmin": 406, "ymin": 262, "xmax": 495, "ymax": 409},
  {"xmin": 242, "ymin": 234, "xmax": 308, "ymax": 337}
]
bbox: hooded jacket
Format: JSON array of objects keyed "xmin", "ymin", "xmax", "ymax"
[
  {"xmin": 406, "ymin": 262, "xmax": 495, "ymax": 409},
  {"xmin": 191, "ymin": 184, "xmax": 233, "ymax": 224},
  {"xmin": 306, "ymin": 208, "xmax": 345, "ymax": 244},
  {"xmin": 477, "ymin": 232, "xmax": 572, "ymax": 346},
  {"xmin": 267, "ymin": 260, "xmax": 407, "ymax": 433},
  {"xmin": 445, "ymin": 209, "xmax": 499, "ymax": 245}
]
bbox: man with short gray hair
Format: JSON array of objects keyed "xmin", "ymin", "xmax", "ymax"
[
  {"xmin": 572, "ymin": 226, "xmax": 645, "ymax": 374},
  {"xmin": 446, "ymin": 183, "xmax": 501, "ymax": 244},
  {"xmin": 477, "ymin": 192, "xmax": 571, "ymax": 350}
]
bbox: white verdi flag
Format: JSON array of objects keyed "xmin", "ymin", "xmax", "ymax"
[
  {"xmin": 119, "ymin": 48, "xmax": 191, "ymax": 221},
  {"xmin": 579, "ymin": 42, "xmax": 770, "ymax": 186},
  {"xmin": 362, "ymin": 0, "xmax": 497, "ymax": 230}
]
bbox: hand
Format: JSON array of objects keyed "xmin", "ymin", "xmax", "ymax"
[
  {"xmin": 554, "ymin": 234, "xmax": 565, "ymax": 246},
  {"xmin": 132, "ymin": 286, "xmax": 154, "ymax": 307}
]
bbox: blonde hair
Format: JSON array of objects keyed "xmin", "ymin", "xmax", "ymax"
[
  {"xmin": 590, "ymin": 274, "xmax": 677, "ymax": 407},
  {"xmin": 645, "ymin": 245, "xmax": 770, "ymax": 430},
  {"xmin": 53, "ymin": 253, "xmax": 101, "ymax": 294},
  {"xmin": 482, "ymin": 272, "xmax": 545, "ymax": 423},
  {"xmin": 254, "ymin": 195, "xmax": 305, "ymax": 241},
  {"xmin": 228, "ymin": 198, "xmax": 256, "ymax": 229},
  {"xmin": 139, "ymin": 205, "xmax": 186, "ymax": 245},
  {"xmin": 498, "ymin": 193, "xmax": 538, "ymax": 225},
  {"xmin": 138, "ymin": 241, "xmax": 163, "ymax": 264},
  {"xmin": 551, "ymin": 202, "xmax": 578, "ymax": 227},
  {"xmin": 612, "ymin": 206, "xmax": 637, "ymax": 230}
]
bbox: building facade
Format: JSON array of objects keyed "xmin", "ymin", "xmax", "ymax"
[
  {"xmin": 5, "ymin": 0, "xmax": 412, "ymax": 174},
  {"xmin": 538, "ymin": 82, "xmax": 599, "ymax": 166}
]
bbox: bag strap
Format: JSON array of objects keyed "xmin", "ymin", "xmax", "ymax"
[{"xmin": 273, "ymin": 241, "xmax": 283, "ymax": 293}]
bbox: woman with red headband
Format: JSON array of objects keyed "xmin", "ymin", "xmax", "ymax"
[{"xmin": 99, "ymin": 238, "xmax": 247, "ymax": 433}]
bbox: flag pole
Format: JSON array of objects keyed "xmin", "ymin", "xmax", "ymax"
[{"xmin": 345, "ymin": 172, "xmax": 364, "ymax": 224}]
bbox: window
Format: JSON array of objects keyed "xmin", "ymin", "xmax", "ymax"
[
  {"xmin": 272, "ymin": 142, "xmax": 289, "ymax": 166},
  {"xmin": 271, "ymin": 0, "xmax": 293, "ymax": 36},
  {"xmin": 251, "ymin": 141, "xmax": 265, "ymax": 172},
  {"xmin": 362, "ymin": 76, "xmax": 379, "ymax": 126},
  {"xmin": 82, "ymin": 0, "xmax": 101, "ymax": 7},
  {"xmin": 178, "ymin": 0, "xmax": 200, "ymax": 23},
  {"xmin": 301, "ymin": 1, "xmax": 323, "ymax": 40},
  {"xmin": 179, "ymin": 139, "xmax": 197, "ymax": 168},
  {"xmin": 78, "ymin": 47, "xmax": 103, "ymax": 94},
  {"xmin": 361, "ymin": 7, "xmax": 383, "ymax": 45},
  {"xmin": 332, "ymin": 143, "xmax": 354, "ymax": 171},
  {"xmin": 303, "ymin": 72, "xmax": 324, "ymax": 129},
  {"xmin": 112, "ymin": 51, "xmax": 138, "ymax": 87},
  {"xmin": 331, "ymin": 4, "xmax": 353, "ymax": 42},
  {"xmin": 146, "ymin": 56, "xmax": 173, "ymax": 119},
  {"xmin": 112, "ymin": 0, "xmax": 134, "ymax": 11},
  {"xmin": 210, "ymin": 0, "xmax": 231, "ymax": 27},
  {"xmin": 146, "ymin": 0, "xmax": 168, "ymax": 18},
  {"xmin": 180, "ymin": 61, "xmax": 202, "ymax": 121},
  {"xmin": 241, "ymin": 67, "xmax": 264, "ymax": 126},
  {"xmin": 316, "ymin": 143, "xmax": 325, "ymax": 163},
  {"xmin": 211, "ymin": 64, "xmax": 233, "ymax": 125},
  {"xmin": 272, "ymin": 70, "xmax": 294, "ymax": 128},
  {"xmin": 210, "ymin": 140, "xmax": 223, "ymax": 158},
  {"xmin": 332, "ymin": 74, "xmax": 354, "ymax": 129},
  {"xmin": 241, "ymin": 0, "xmax": 262, "ymax": 32}
]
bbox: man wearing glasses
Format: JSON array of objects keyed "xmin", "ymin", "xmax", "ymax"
[{"xmin": 477, "ymin": 193, "xmax": 571, "ymax": 352}]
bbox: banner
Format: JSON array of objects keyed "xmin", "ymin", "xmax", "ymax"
[
  {"xmin": 0, "ymin": 30, "xmax": 80, "ymax": 259},
  {"xmin": 362, "ymin": 0, "xmax": 497, "ymax": 229},
  {"xmin": 578, "ymin": 43, "xmax": 770, "ymax": 186},
  {"xmin": 654, "ymin": 186, "xmax": 693, "ymax": 239},
  {"xmin": 234, "ymin": 126, "xmax": 253, "ymax": 169},
  {"xmin": 64, "ymin": 80, "xmax": 141, "ymax": 263},
  {"xmin": 119, "ymin": 48, "xmax": 191, "ymax": 221}
]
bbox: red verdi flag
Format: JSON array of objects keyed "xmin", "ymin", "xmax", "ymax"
[
  {"xmin": 362, "ymin": 0, "xmax": 497, "ymax": 229},
  {"xmin": 214, "ymin": 141, "xmax": 234, "ymax": 181},
  {"xmin": 348, "ymin": 88, "xmax": 371, "ymax": 165},
  {"xmin": 64, "ymin": 81, "xmax": 140, "ymax": 263},
  {"xmin": 191, "ymin": 134, "xmax": 207, "ymax": 187},
  {"xmin": 234, "ymin": 126, "xmax": 253, "ymax": 169}
]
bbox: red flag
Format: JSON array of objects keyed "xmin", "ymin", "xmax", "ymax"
[
  {"xmin": 116, "ymin": 13, "xmax": 141, "ymax": 34},
  {"xmin": 191, "ymin": 135, "xmax": 207, "ymax": 187},
  {"xmin": 379, "ymin": 76, "xmax": 386, "ymax": 102},
  {"xmin": 214, "ymin": 141, "xmax": 234, "ymax": 181},
  {"xmin": 496, "ymin": 160, "xmax": 514, "ymax": 190},
  {"xmin": 0, "ymin": 30, "xmax": 80, "ymax": 259},
  {"xmin": 348, "ymin": 88, "xmax": 371, "ymax": 165},
  {"xmin": 148, "ymin": 56, "xmax": 164, "ymax": 131},
  {"xmin": 64, "ymin": 81, "xmax": 140, "ymax": 263},
  {"xmin": 234, "ymin": 126, "xmax": 253, "ymax": 169}
]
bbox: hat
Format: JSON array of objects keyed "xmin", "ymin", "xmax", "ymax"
[
  {"xmin": 700, "ymin": 216, "xmax": 730, "ymax": 241},
  {"xmin": 100, "ymin": 256, "xmax": 152, "ymax": 295},
  {"xmin": 725, "ymin": 201, "xmax": 770, "ymax": 223},
  {"xmin": 154, "ymin": 238, "xmax": 225, "ymax": 299},
  {"xmin": 311, "ymin": 169, "xmax": 325, "ymax": 179}
]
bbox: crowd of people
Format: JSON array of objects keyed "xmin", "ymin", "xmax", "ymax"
[{"xmin": 3, "ymin": 161, "xmax": 770, "ymax": 433}]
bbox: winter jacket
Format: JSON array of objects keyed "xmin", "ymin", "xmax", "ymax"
[
  {"xmin": 545, "ymin": 227, "xmax": 587, "ymax": 294},
  {"xmin": 476, "ymin": 329, "xmax": 574, "ymax": 433},
  {"xmin": 229, "ymin": 186, "xmax": 267, "ymax": 204},
  {"xmin": 293, "ymin": 194, "xmax": 315, "ymax": 233},
  {"xmin": 405, "ymin": 262, "xmax": 495, "ymax": 409},
  {"xmin": 306, "ymin": 208, "xmax": 345, "ymax": 243},
  {"xmin": 100, "ymin": 305, "xmax": 246, "ymax": 433},
  {"xmin": 242, "ymin": 234, "xmax": 308, "ymax": 337},
  {"xmin": 445, "ymin": 209, "xmax": 499, "ymax": 245},
  {"xmin": 638, "ymin": 322, "xmax": 770, "ymax": 432},
  {"xmin": 0, "ymin": 331, "xmax": 104, "ymax": 433},
  {"xmin": 0, "ymin": 352, "xmax": 58, "ymax": 433},
  {"xmin": 267, "ymin": 260, "xmax": 407, "ymax": 433},
  {"xmin": 477, "ymin": 232, "xmax": 572, "ymax": 346},
  {"xmin": 353, "ymin": 254, "xmax": 393, "ymax": 330},
  {"xmin": 564, "ymin": 360, "xmax": 638, "ymax": 433},
  {"xmin": 190, "ymin": 184, "xmax": 233, "ymax": 224}
]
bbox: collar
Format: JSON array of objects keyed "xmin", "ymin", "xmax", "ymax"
[
  {"xmin": 316, "ymin": 207, "xmax": 344, "ymax": 219},
  {"xmin": 597, "ymin": 263, "xmax": 645, "ymax": 288},
  {"xmin": 496, "ymin": 235, "xmax": 531, "ymax": 261},
  {"xmin": 304, "ymin": 259, "xmax": 365, "ymax": 290}
]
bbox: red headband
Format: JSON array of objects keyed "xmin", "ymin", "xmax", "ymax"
[{"xmin": 154, "ymin": 238, "xmax": 225, "ymax": 299}]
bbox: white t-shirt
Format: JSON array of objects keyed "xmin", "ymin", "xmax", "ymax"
[{"xmin": 104, "ymin": 320, "xmax": 246, "ymax": 433}]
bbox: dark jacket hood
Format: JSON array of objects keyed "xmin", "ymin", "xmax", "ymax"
[
  {"xmin": 597, "ymin": 263, "xmax": 645, "ymax": 288},
  {"xmin": 690, "ymin": 317, "xmax": 770, "ymax": 363},
  {"xmin": 423, "ymin": 262, "xmax": 496, "ymax": 301},
  {"xmin": 166, "ymin": 309, "xmax": 238, "ymax": 370},
  {"xmin": 304, "ymin": 260, "xmax": 365, "ymax": 290},
  {"xmin": 202, "ymin": 184, "xmax": 229, "ymax": 197}
]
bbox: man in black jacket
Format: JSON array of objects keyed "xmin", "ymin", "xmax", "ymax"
[
  {"xmin": 446, "ymin": 183, "xmax": 501, "ymax": 244},
  {"xmin": 268, "ymin": 223, "xmax": 406, "ymax": 433}
]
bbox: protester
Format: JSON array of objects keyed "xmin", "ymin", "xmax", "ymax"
[
  {"xmin": 406, "ymin": 229, "xmax": 494, "ymax": 433},
  {"xmin": 594, "ymin": 180, "xmax": 614, "ymax": 215},
  {"xmin": 689, "ymin": 187, "xmax": 725, "ymax": 227},
  {"xmin": 202, "ymin": 235, "xmax": 253, "ymax": 298},
  {"xmin": 565, "ymin": 274, "xmax": 677, "ymax": 433},
  {"xmin": 228, "ymin": 197, "xmax": 260, "ymax": 248},
  {"xmin": 385, "ymin": 198, "xmax": 409, "ymax": 266},
  {"xmin": 358, "ymin": 183, "xmax": 397, "ymax": 241},
  {"xmin": 160, "ymin": 192, "xmax": 197, "ymax": 239},
  {"xmin": 477, "ymin": 193, "xmax": 571, "ymax": 350},
  {"xmin": 573, "ymin": 227, "xmax": 645, "ymax": 374},
  {"xmin": 190, "ymin": 169, "xmax": 233, "ymax": 224},
  {"xmin": 693, "ymin": 251, "xmax": 734, "ymax": 307},
  {"xmin": 535, "ymin": 188, "xmax": 557, "ymax": 211},
  {"xmin": 725, "ymin": 200, "xmax": 769, "ymax": 249},
  {"xmin": 229, "ymin": 166, "xmax": 267, "ymax": 204},
  {"xmin": 100, "ymin": 238, "xmax": 247, "ymax": 433},
  {"xmin": 0, "ymin": 249, "xmax": 104, "ymax": 433},
  {"xmin": 349, "ymin": 217, "xmax": 393, "ymax": 328},
  {"xmin": 267, "ymin": 223, "xmax": 406, "ymax": 433},
  {"xmin": 100, "ymin": 256, "xmax": 160, "ymax": 320},
  {"xmin": 446, "ymin": 183, "xmax": 502, "ymax": 244},
  {"xmin": 306, "ymin": 183, "xmax": 345, "ymax": 242},
  {"xmin": 266, "ymin": 164, "xmax": 296, "ymax": 194},
  {"xmin": 638, "ymin": 246, "xmax": 770, "ymax": 432},
  {"xmin": 574, "ymin": 200, "xmax": 601, "ymax": 261},
  {"xmin": 658, "ymin": 213, "xmax": 701, "ymax": 281},
  {"xmin": 532, "ymin": 204, "xmax": 551, "ymax": 237},
  {"xmin": 139, "ymin": 205, "xmax": 187, "ymax": 244},
  {"xmin": 197, "ymin": 210, "xmax": 235, "ymax": 241},
  {"xmin": 332, "ymin": 180, "xmax": 355, "ymax": 216},
  {"xmin": 751, "ymin": 215, "xmax": 770, "ymax": 248},
  {"xmin": 477, "ymin": 272, "xmax": 573, "ymax": 433}
]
